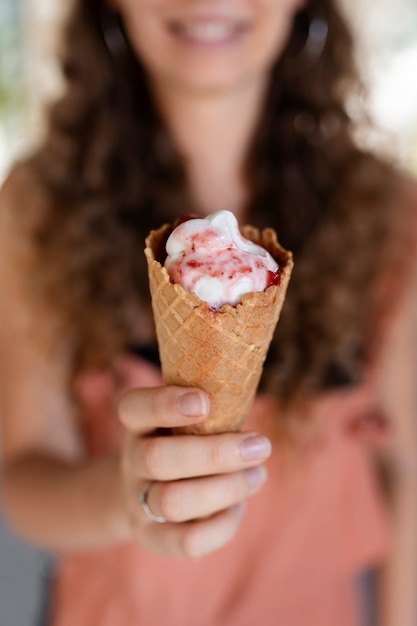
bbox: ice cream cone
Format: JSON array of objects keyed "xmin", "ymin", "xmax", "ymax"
[{"xmin": 144, "ymin": 223, "xmax": 293, "ymax": 434}]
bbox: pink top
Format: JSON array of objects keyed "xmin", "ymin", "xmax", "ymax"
[{"xmin": 50, "ymin": 357, "xmax": 389, "ymax": 626}]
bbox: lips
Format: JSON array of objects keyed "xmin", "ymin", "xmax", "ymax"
[{"xmin": 168, "ymin": 18, "xmax": 250, "ymax": 45}]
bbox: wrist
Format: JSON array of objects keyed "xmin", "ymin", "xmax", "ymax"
[{"xmin": 92, "ymin": 452, "xmax": 133, "ymax": 545}]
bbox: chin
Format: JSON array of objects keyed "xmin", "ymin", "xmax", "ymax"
[{"xmin": 153, "ymin": 59, "xmax": 270, "ymax": 97}]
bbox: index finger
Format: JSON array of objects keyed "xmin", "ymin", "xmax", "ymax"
[{"xmin": 118, "ymin": 386, "xmax": 210, "ymax": 435}]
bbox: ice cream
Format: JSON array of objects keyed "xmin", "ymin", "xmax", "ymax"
[
  {"xmin": 164, "ymin": 211, "xmax": 280, "ymax": 309},
  {"xmin": 144, "ymin": 214, "xmax": 293, "ymax": 434}
]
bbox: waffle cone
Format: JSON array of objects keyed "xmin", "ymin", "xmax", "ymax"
[{"xmin": 144, "ymin": 223, "xmax": 293, "ymax": 434}]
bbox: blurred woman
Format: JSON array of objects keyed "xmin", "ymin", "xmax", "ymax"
[{"xmin": 0, "ymin": 0, "xmax": 416, "ymax": 624}]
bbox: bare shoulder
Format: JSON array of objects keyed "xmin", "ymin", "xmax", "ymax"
[
  {"xmin": 374, "ymin": 172, "xmax": 417, "ymax": 462},
  {"xmin": 0, "ymin": 163, "xmax": 83, "ymax": 463},
  {"xmin": 0, "ymin": 158, "xmax": 37, "ymax": 214},
  {"xmin": 0, "ymin": 158, "xmax": 46, "ymax": 240},
  {"xmin": 0, "ymin": 161, "xmax": 42, "ymax": 336},
  {"xmin": 393, "ymin": 171, "xmax": 417, "ymax": 236},
  {"xmin": 400, "ymin": 171, "xmax": 417, "ymax": 204},
  {"xmin": 378, "ymin": 169, "xmax": 417, "ymax": 349},
  {"xmin": 378, "ymin": 171, "xmax": 417, "ymax": 310}
]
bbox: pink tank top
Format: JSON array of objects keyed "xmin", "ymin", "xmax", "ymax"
[{"xmin": 50, "ymin": 354, "xmax": 389, "ymax": 626}]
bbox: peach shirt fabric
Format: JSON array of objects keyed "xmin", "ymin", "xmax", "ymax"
[{"xmin": 50, "ymin": 357, "xmax": 389, "ymax": 626}]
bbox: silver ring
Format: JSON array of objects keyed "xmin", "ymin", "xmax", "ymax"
[{"xmin": 139, "ymin": 483, "xmax": 167, "ymax": 524}]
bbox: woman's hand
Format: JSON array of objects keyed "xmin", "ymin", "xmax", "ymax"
[{"xmin": 119, "ymin": 386, "xmax": 271, "ymax": 559}]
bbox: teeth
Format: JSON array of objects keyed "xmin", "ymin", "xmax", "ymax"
[{"xmin": 181, "ymin": 22, "xmax": 236, "ymax": 42}]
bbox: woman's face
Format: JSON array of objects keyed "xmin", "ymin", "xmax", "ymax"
[{"xmin": 112, "ymin": 0, "xmax": 304, "ymax": 95}]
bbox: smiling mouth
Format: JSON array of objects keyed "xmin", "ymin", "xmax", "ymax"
[{"xmin": 168, "ymin": 19, "xmax": 250, "ymax": 45}]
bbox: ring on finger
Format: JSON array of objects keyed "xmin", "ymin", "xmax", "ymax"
[{"xmin": 139, "ymin": 482, "xmax": 167, "ymax": 524}]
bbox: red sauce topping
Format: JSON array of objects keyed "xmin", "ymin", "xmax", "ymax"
[
  {"xmin": 166, "ymin": 214, "xmax": 282, "ymax": 305},
  {"xmin": 267, "ymin": 269, "xmax": 281, "ymax": 287}
]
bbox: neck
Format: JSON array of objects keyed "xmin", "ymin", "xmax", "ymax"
[{"xmin": 152, "ymin": 78, "xmax": 268, "ymax": 219}]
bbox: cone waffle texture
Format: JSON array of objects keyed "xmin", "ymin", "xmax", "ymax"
[{"xmin": 145, "ymin": 223, "xmax": 293, "ymax": 434}]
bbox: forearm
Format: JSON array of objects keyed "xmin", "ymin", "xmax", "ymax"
[{"xmin": 1, "ymin": 452, "xmax": 131, "ymax": 552}]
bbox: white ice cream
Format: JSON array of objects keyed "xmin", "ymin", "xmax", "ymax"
[{"xmin": 164, "ymin": 210, "xmax": 279, "ymax": 309}]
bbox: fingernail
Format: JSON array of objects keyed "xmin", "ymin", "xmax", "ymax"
[
  {"xmin": 240, "ymin": 435, "xmax": 271, "ymax": 461},
  {"xmin": 232, "ymin": 502, "xmax": 246, "ymax": 519},
  {"xmin": 245, "ymin": 465, "xmax": 268, "ymax": 488},
  {"xmin": 177, "ymin": 391, "xmax": 208, "ymax": 417}
]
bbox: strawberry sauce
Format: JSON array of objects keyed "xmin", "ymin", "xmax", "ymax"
[{"xmin": 165, "ymin": 211, "xmax": 280, "ymax": 308}]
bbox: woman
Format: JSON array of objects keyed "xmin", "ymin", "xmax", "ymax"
[{"xmin": 0, "ymin": 0, "xmax": 416, "ymax": 624}]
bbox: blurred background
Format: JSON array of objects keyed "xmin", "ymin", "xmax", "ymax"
[
  {"xmin": 1, "ymin": 0, "xmax": 417, "ymax": 184},
  {"xmin": 0, "ymin": 1, "xmax": 416, "ymax": 625}
]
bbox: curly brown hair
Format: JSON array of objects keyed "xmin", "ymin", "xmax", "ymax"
[{"xmin": 10, "ymin": 0, "xmax": 400, "ymax": 399}]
